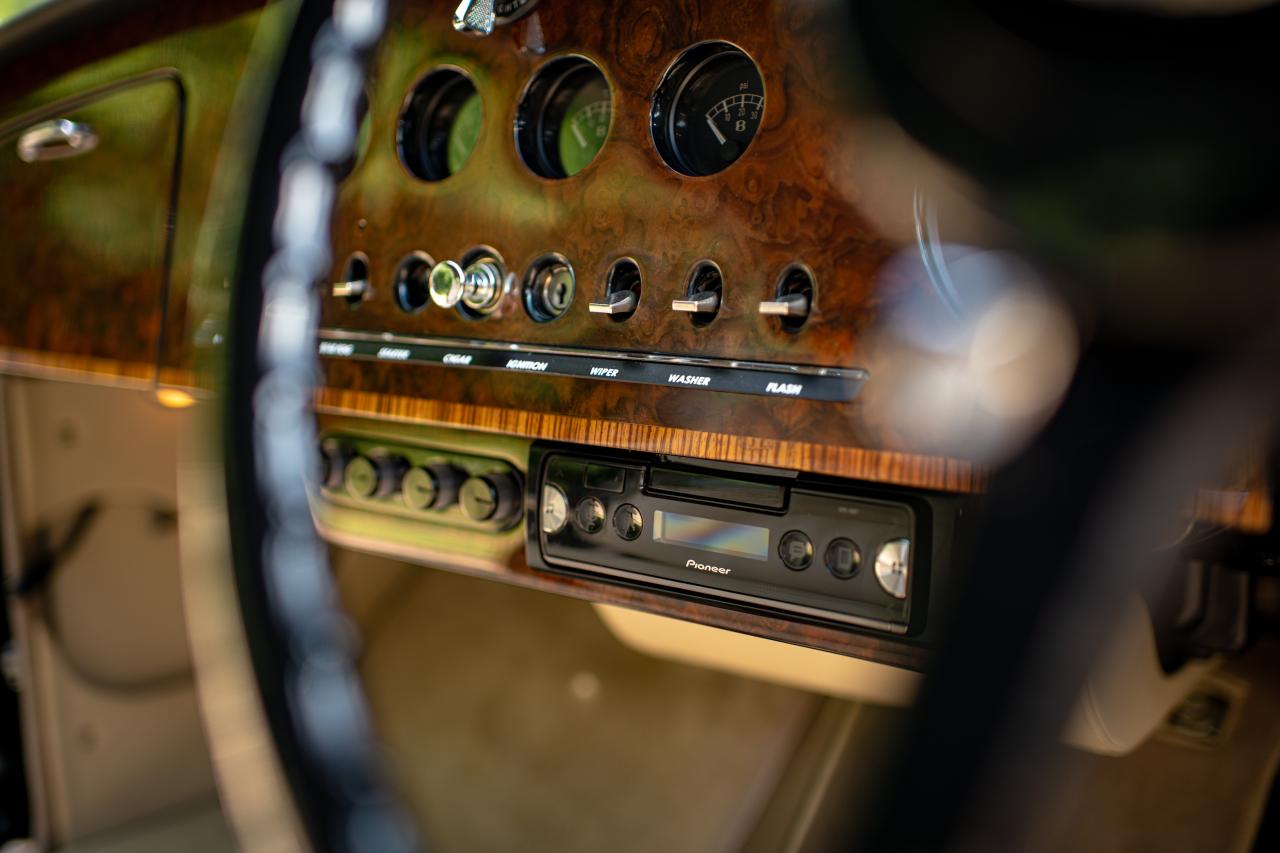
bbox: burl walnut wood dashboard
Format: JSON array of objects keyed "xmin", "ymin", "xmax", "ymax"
[
  {"xmin": 320, "ymin": 0, "xmax": 937, "ymax": 483},
  {"xmin": 0, "ymin": 0, "xmax": 1271, "ymax": 666}
]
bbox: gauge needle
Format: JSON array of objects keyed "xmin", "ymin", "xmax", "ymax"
[
  {"xmin": 571, "ymin": 121, "xmax": 587, "ymax": 149},
  {"xmin": 706, "ymin": 115, "xmax": 727, "ymax": 145}
]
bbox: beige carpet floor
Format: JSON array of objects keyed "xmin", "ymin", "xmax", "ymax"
[
  {"xmin": 337, "ymin": 554, "xmax": 825, "ymax": 853},
  {"xmin": 1042, "ymin": 639, "xmax": 1280, "ymax": 853}
]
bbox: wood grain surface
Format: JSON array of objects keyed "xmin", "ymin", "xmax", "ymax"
[
  {"xmin": 326, "ymin": 0, "xmax": 891, "ymax": 368},
  {"xmin": 318, "ymin": 0, "xmax": 934, "ymax": 458},
  {"xmin": 0, "ymin": 1, "xmax": 270, "ymax": 381},
  {"xmin": 316, "ymin": 383, "xmax": 984, "ymax": 492}
]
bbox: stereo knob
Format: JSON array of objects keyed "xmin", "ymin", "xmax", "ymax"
[
  {"xmin": 319, "ymin": 439, "xmax": 351, "ymax": 491},
  {"xmin": 874, "ymin": 538, "xmax": 911, "ymax": 599},
  {"xmin": 460, "ymin": 472, "xmax": 521, "ymax": 524},
  {"xmin": 540, "ymin": 484, "xmax": 570, "ymax": 534},
  {"xmin": 402, "ymin": 463, "xmax": 465, "ymax": 511},
  {"xmin": 344, "ymin": 452, "xmax": 407, "ymax": 500}
]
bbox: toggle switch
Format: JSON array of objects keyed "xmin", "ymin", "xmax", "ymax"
[
  {"xmin": 671, "ymin": 292, "xmax": 719, "ymax": 314},
  {"xmin": 589, "ymin": 290, "xmax": 638, "ymax": 316},
  {"xmin": 757, "ymin": 293, "xmax": 809, "ymax": 318}
]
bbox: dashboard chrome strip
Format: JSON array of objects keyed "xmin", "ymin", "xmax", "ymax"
[{"xmin": 318, "ymin": 329, "xmax": 868, "ymax": 402}]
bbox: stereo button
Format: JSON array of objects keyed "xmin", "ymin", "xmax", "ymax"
[
  {"xmin": 779, "ymin": 531, "xmax": 814, "ymax": 571},
  {"xmin": 575, "ymin": 496, "xmax": 606, "ymax": 534},
  {"xmin": 825, "ymin": 538, "xmax": 862, "ymax": 579},
  {"xmin": 612, "ymin": 504, "xmax": 643, "ymax": 541}
]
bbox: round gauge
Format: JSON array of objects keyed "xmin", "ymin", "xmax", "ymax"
[
  {"xmin": 651, "ymin": 42, "xmax": 765, "ymax": 177},
  {"xmin": 516, "ymin": 56, "xmax": 611, "ymax": 179},
  {"xmin": 494, "ymin": 0, "xmax": 539, "ymax": 24},
  {"xmin": 397, "ymin": 68, "xmax": 482, "ymax": 182}
]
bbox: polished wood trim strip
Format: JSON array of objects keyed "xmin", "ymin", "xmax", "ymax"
[
  {"xmin": 0, "ymin": 346, "xmax": 195, "ymax": 390},
  {"xmin": 1194, "ymin": 489, "xmax": 1273, "ymax": 535},
  {"xmin": 316, "ymin": 386, "xmax": 987, "ymax": 492}
]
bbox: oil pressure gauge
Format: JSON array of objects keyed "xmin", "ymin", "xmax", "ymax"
[{"xmin": 651, "ymin": 42, "xmax": 765, "ymax": 177}]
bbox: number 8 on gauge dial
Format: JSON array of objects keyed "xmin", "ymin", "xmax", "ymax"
[{"xmin": 651, "ymin": 43, "xmax": 766, "ymax": 177}]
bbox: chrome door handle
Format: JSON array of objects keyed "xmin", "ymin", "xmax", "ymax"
[{"xmin": 16, "ymin": 119, "xmax": 98, "ymax": 163}]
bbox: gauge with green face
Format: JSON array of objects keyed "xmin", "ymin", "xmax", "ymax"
[
  {"xmin": 446, "ymin": 91, "xmax": 483, "ymax": 175},
  {"xmin": 398, "ymin": 68, "xmax": 482, "ymax": 181},
  {"xmin": 516, "ymin": 57, "xmax": 611, "ymax": 179},
  {"xmin": 557, "ymin": 76, "xmax": 610, "ymax": 177}
]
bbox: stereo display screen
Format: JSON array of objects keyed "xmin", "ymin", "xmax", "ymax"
[{"xmin": 653, "ymin": 510, "xmax": 770, "ymax": 561}]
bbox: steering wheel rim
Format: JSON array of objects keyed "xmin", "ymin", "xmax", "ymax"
[{"xmin": 216, "ymin": 1, "xmax": 415, "ymax": 850}]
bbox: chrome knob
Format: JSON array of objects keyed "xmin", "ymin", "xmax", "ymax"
[
  {"xmin": 874, "ymin": 538, "xmax": 911, "ymax": 600},
  {"xmin": 430, "ymin": 257, "xmax": 505, "ymax": 313},
  {"xmin": 758, "ymin": 293, "xmax": 809, "ymax": 318},
  {"xmin": 671, "ymin": 291, "xmax": 720, "ymax": 314},
  {"xmin": 402, "ymin": 463, "xmax": 465, "ymax": 511},
  {"xmin": 460, "ymin": 473, "xmax": 522, "ymax": 525},
  {"xmin": 589, "ymin": 290, "xmax": 638, "ymax": 316},
  {"xmin": 540, "ymin": 484, "xmax": 570, "ymax": 535},
  {"xmin": 461, "ymin": 258, "xmax": 504, "ymax": 314},
  {"xmin": 453, "ymin": 0, "xmax": 495, "ymax": 35},
  {"xmin": 429, "ymin": 260, "xmax": 466, "ymax": 308}
]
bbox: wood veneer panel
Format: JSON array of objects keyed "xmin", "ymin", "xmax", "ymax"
[
  {"xmin": 327, "ymin": 0, "xmax": 889, "ymax": 367},
  {"xmin": 316, "ymin": 384, "xmax": 985, "ymax": 493}
]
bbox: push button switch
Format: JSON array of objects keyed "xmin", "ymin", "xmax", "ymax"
[
  {"xmin": 779, "ymin": 530, "xmax": 814, "ymax": 571},
  {"xmin": 612, "ymin": 504, "xmax": 643, "ymax": 541},
  {"xmin": 824, "ymin": 538, "xmax": 861, "ymax": 579},
  {"xmin": 575, "ymin": 496, "xmax": 606, "ymax": 534}
]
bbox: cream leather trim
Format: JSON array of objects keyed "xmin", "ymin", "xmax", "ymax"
[{"xmin": 596, "ymin": 595, "xmax": 1209, "ymax": 756}]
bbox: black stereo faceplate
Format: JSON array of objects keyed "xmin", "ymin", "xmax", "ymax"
[{"xmin": 525, "ymin": 444, "xmax": 967, "ymax": 635}]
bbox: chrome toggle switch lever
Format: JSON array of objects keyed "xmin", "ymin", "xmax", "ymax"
[
  {"xmin": 589, "ymin": 290, "xmax": 638, "ymax": 316},
  {"xmin": 757, "ymin": 293, "xmax": 809, "ymax": 318},
  {"xmin": 331, "ymin": 277, "xmax": 368, "ymax": 301},
  {"xmin": 671, "ymin": 292, "xmax": 720, "ymax": 314},
  {"xmin": 453, "ymin": 0, "xmax": 495, "ymax": 35}
]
